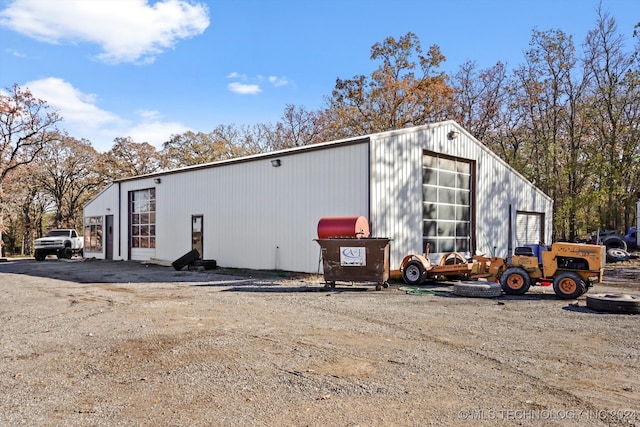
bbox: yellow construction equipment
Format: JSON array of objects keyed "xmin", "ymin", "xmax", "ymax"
[
  {"xmin": 400, "ymin": 242, "xmax": 606, "ymax": 299},
  {"xmin": 500, "ymin": 242, "xmax": 605, "ymax": 299}
]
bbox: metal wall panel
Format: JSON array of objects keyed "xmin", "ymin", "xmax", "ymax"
[
  {"xmin": 370, "ymin": 121, "xmax": 553, "ymax": 269},
  {"xmin": 110, "ymin": 142, "xmax": 370, "ymax": 271}
]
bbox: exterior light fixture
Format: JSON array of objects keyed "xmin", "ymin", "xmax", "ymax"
[
  {"xmin": 154, "ymin": 178, "xmax": 162, "ymax": 184},
  {"xmin": 448, "ymin": 130, "xmax": 460, "ymax": 140},
  {"xmin": 271, "ymin": 159, "xmax": 281, "ymax": 167}
]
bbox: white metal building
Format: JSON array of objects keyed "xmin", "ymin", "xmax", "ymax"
[{"xmin": 83, "ymin": 121, "xmax": 553, "ymax": 273}]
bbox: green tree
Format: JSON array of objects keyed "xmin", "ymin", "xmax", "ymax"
[
  {"xmin": 262, "ymin": 105, "xmax": 326, "ymax": 151},
  {"xmin": 326, "ymin": 32, "xmax": 453, "ymax": 138},
  {"xmin": 161, "ymin": 125, "xmax": 267, "ymax": 169},
  {"xmin": 101, "ymin": 137, "xmax": 163, "ymax": 180},
  {"xmin": 2, "ymin": 163, "xmax": 47, "ymax": 254},
  {"xmin": 584, "ymin": 8, "xmax": 640, "ymax": 231},
  {"xmin": 34, "ymin": 135, "xmax": 103, "ymax": 230}
]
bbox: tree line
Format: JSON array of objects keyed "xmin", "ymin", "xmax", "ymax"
[{"xmin": 1, "ymin": 8, "xmax": 638, "ymax": 256}]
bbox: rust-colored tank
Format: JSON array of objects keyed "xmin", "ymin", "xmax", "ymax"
[{"xmin": 317, "ymin": 216, "xmax": 370, "ymax": 239}]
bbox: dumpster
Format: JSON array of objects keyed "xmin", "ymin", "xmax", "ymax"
[{"xmin": 316, "ymin": 237, "xmax": 391, "ymax": 290}]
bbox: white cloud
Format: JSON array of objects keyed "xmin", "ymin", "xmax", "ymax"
[
  {"xmin": 268, "ymin": 76, "xmax": 288, "ymax": 87},
  {"xmin": 25, "ymin": 77, "xmax": 124, "ymax": 129},
  {"xmin": 226, "ymin": 73, "xmax": 288, "ymax": 95},
  {"xmin": 0, "ymin": 0, "xmax": 209, "ymax": 64},
  {"xmin": 127, "ymin": 110, "xmax": 189, "ymax": 147},
  {"xmin": 23, "ymin": 77, "xmax": 188, "ymax": 151},
  {"xmin": 228, "ymin": 82, "xmax": 262, "ymax": 95},
  {"xmin": 5, "ymin": 47, "xmax": 26, "ymax": 57}
]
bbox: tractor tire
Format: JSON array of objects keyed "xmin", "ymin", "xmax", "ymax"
[
  {"xmin": 500, "ymin": 267, "xmax": 531, "ymax": 295},
  {"xmin": 453, "ymin": 281, "xmax": 502, "ymax": 298},
  {"xmin": 552, "ymin": 272, "xmax": 586, "ymax": 299},
  {"xmin": 172, "ymin": 249, "xmax": 200, "ymax": 271},
  {"xmin": 402, "ymin": 260, "xmax": 427, "ymax": 285},
  {"xmin": 586, "ymin": 294, "xmax": 640, "ymax": 314},
  {"xmin": 602, "ymin": 235, "xmax": 627, "ymax": 252},
  {"xmin": 606, "ymin": 248, "xmax": 630, "ymax": 263}
]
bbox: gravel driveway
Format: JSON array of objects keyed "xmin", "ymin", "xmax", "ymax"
[{"xmin": 1, "ymin": 257, "xmax": 638, "ymax": 426}]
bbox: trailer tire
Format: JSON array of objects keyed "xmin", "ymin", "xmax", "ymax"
[
  {"xmin": 402, "ymin": 260, "xmax": 427, "ymax": 285},
  {"xmin": 500, "ymin": 267, "xmax": 531, "ymax": 295},
  {"xmin": 453, "ymin": 281, "xmax": 502, "ymax": 298},
  {"xmin": 552, "ymin": 272, "xmax": 586, "ymax": 299},
  {"xmin": 586, "ymin": 294, "xmax": 640, "ymax": 314}
]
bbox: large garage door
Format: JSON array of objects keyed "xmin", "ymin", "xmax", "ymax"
[
  {"xmin": 422, "ymin": 153, "xmax": 473, "ymax": 255},
  {"xmin": 516, "ymin": 212, "xmax": 544, "ymax": 246}
]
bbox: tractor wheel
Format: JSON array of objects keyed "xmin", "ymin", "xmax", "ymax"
[
  {"xmin": 586, "ymin": 294, "xmax": 640, "ymax": 314},
  {"xmin": 602, "ymin": 235, "xmax": 627, "ymax": 252},
  {"xmin": 552, "ymin": 272, "xmax": 586, "ymax": 299},
  {"xmin": 500, "ymin": 267, "xmax": 531, "ymax": 295},
  {"xmin": 453, "ymin": 281, "xmax": 502, "ymax": 298},
  {"xmin": 402, "ymin": 260, "xmax": 427, "ymax": 285}
]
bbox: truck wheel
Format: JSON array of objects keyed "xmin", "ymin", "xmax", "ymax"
[
  {"xmin": 586, "ymin": 294, "xmax": 640, "ymax": 314},
  {"xmin": 553, "ymin": 272, "xmax": 586, "ymax": 299},
  {"xmin": 64, "ymin": 247, "xmax": 73, "ymax": 258},
  {"xmin": 402, "ymin": 260, "xmax": 427, "ymax": 285},
  {"xmin": 34, "ymin": 250, "xmax": 45, "ymax": 261},
  {"xmin": 606, "ymin": 248, "xmax": 630, "ymax": 263},
  {"xmin": 500, "ymin": 267, "xmax": 531, "ymax": 295}
]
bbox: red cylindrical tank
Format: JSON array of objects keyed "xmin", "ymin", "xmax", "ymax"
[{"xmin": 317, "ymin": 216, "xmax": 370, "ymax": 239}]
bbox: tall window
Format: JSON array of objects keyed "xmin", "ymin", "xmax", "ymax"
[
  {"xmin": 84, "ymin": 216, "xmax": 103, "ymax": 252},
  {"xmin": 130, "ymin": 188, "xmax": 156, "ymax": 249},
  {"xmin": 422, "ymin": 153, "xmax": 472, "ymax": 254}
]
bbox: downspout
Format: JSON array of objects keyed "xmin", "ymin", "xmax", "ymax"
[
  {"xmin": 507, "ymin": 204, "xmax": 513, "ymax": 263},
  {"xmin": 118, "ymin": 182, "xmax": 122, "ymax": 258}
]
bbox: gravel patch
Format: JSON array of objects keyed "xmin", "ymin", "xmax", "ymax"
[{"xmin": 1, "ymin": 257, "xmax": 639, "ymax": 426}]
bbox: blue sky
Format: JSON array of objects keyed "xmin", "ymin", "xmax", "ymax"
[{"xmin": 0, "ymin": 0, "xmax": 637, "ymax": 152}]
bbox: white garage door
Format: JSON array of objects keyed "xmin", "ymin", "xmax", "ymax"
[{"xmin": 516, "ymin": 212, "xmax": 543, "ymax": 246}]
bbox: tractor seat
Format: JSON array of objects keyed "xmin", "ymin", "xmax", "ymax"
[{"xmin": 514, "ymin": 247, "xmax": 534, "ymax": 257}]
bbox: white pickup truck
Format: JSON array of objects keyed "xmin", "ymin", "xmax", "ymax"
[{"xmin": 34, "ymin": 229, "xmax": 84, "ymax": 261}]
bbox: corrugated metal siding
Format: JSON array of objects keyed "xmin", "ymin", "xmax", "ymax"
[
  {"xmin": 370, "ymin": 122, "xmax": 553, "ymax": 269},
  {"xmin": 149, "ymin": 142, "xmax": 370, "ymax": 271},
  {"xmin": 82, "ymin": 183, "xmax": 119, "ymax": 259},
  {"xmin": 85, "ymin": 121, "xmax": 553, "ymax": 272}
]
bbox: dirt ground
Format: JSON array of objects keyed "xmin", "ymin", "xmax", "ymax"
[{"xmin": 0, "ymin": 256, "xmax": 639, "ymax": 426}]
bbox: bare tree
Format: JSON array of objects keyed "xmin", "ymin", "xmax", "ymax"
[{"xmin": 0, "ymin": 84, "xmax": 61, "ymax": 253}]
